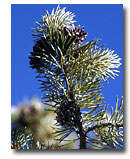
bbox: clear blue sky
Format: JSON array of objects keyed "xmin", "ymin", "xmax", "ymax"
[{"xmin": 11, "ymin": 4, "xmax": 123, "ymax": 110}]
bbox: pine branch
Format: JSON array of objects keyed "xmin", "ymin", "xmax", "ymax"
[
  {"xmin": 29, "ymin": 5, "xmax": 123, "ymax": 149},
  {"xmin": 84, "ymin": 97, "xmax": 123, "ymax": 149},
  {"xmin": 85, "ymin": 122, "xmax": 123, "ymax": 134}
]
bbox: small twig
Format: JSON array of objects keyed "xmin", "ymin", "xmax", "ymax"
[{"xmin": 85, "ymin": 122, "xmax": 123, "ymax": 134}]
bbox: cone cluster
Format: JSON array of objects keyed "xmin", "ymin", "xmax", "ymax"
[
  {"xmin": 29, "ymin": 24, "xmax": 88, "ymax": 70},
  {"xmin": 56, "ymin": 101, "xmax": 82, "ymax": 127}
]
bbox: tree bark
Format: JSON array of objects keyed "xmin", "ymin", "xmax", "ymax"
[
  {"xmin": 79, "ymin": 130, "xmax": 86, "ymax": 149},
  {"xmin": 78, "ymin": 123, "xmax": 86, "ymax": 149}
]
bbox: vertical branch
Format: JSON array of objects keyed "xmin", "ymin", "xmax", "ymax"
[{"xmin": 64, "ymin": 64, "xmax": 87, "ymax": 149}]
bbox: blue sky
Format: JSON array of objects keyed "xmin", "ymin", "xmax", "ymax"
[{"xmin": 11, "ymin": 4, "xmax": 123, "ymax": 110}]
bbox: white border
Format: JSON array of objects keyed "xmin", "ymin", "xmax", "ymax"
[
  {"xmin": 11, "ymin": 0, "xmax": 124, "ymax": 4},
  {"xmin": 0, "ymin": 0, "xmax": 129, "ymax": 158}
]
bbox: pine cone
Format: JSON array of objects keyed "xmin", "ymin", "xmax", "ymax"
[
  {"xmin": 56, "ymin": 101, "xmax": 82, "ymax": 127},
  {"xmin": 62, "ymin": 24, "xmax": 87, "ymax": 59},
  {"xmin": 64, "ymin": 24, "xmax": 88, "ymax": 45},
  {"xmin": 29, "ymin": 37, "xmax": 56, "ymax": 70}
]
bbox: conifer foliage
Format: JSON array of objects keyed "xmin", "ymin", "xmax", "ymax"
[{"xmin": 29, "ymin": 5, "xmax": 123, "ymax": 149}]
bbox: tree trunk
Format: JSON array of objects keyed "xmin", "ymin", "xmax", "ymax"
[
  {"xmin": 78, "ymin": 123, "xmax": 86, "ymax": 149},
  {"xmin": 79, "ymin": 131, "xmax": 86, "ymax": 149}
]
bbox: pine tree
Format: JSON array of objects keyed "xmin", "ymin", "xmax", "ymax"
[{"xmin": 29, "ymin": 5, "xmax": 123, "ymax": 149}]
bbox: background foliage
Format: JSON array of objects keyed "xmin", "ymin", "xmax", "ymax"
[{"xmin": 11, "ymin": 98, "xmax": 78, "ymax": 149}]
